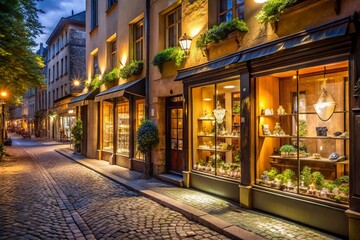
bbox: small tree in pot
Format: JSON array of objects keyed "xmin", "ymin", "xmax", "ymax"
[
  {"xmin": 71, "ymin": 119, "xmax": 83, "ymax": 153},
  {"xmin": 137, "ymin": 119, "xmax": 159, "ymax": 178}
]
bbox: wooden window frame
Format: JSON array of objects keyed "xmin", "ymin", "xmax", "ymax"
[
  {"xmin": 218, "ymin": 0, "xmax": 244, "ymax": 24},
  {"xmin": 133, "ymin": 19, "xmax": 144, "ymax": 61},
  {"xmin": 165, "ymin": 7, "xmax": 182, "ymax": 48}
]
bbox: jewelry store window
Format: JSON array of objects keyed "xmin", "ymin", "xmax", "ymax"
[
  {"xmin": 255, "ymin": 61, "xmax": 349, "ymax": 205},
  {"xmin": 191, "ymin": 79, "xmax": 241, "ymax": 180},
  {"xmin": 117, "ymin": 101, "xmax": 130, "ymax": 156},
  {"xmin": 103, "ymin": 101, "xmax": 114, "ymax": 150}
]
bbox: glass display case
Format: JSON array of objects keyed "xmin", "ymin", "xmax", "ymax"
[
  {"xmin": 191, "ymin": 79, "xmax": 241, "ymax": 180},
  {"xmin": 117, "ymin": 102, "xmax": 129, "ymax": 156},
  {"xmin": 103, "ymin": 101, "xmax": 114, "ymax": 150},
  {"xmin": 256, "ymin": 61, "xmax": 349, "ymax": 204}
]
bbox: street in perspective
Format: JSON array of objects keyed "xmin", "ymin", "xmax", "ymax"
[{"xmin": 0, "ymin": 136, "xmax": 342, "ymax": 239}]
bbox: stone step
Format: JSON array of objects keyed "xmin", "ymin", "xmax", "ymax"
[{"xmin": 158, "ymin": 173, "xmax": 184, "ymax": 187}]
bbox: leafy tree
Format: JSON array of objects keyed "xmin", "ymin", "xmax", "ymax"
[{"xmin": 0, "ymin": 0, "xmax": 44, "ymax": 104}]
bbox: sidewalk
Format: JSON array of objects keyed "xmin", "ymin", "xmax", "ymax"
[{"xmin": 56, "ymin": 148, "xmax": 340, "ymax": 240}]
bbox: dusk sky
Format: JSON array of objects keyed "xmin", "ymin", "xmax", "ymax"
[{"xmin": 36, "ymin": 0, "xmax": 86, "ymax": 46}]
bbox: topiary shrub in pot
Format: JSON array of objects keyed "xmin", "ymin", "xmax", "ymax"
[
  {"xmin": 71, "ymin": 119, "xmax": 83, "ymax": 154},
  {"xmin": 137, "ymin": 119, "xmax": 160, "ymax": 178}
]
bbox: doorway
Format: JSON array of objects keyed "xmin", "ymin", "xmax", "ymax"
[{"xmin": 166, "ymin": 96, "xmax": 184, "ymax": 174}]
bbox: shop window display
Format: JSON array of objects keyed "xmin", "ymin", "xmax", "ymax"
[
  {"xmin": 135, "ymin": 99, "xmax": 145, "ymax": 160},
  {"xmin": 191, "ymin": 79, "xmax": 241, "ymax": 180},
  {"xmin": 117, "ymin": 102, "xmax": 130, "ymax": 156},
  {"xmin": 103, "ymin": 101, "xmax": 114, "ymax": 150},
  {"xmin": 256, "ymin": 61, "xmax": 349, "ymax": 204}
]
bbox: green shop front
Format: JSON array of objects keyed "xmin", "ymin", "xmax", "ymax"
[{"xmin": 177, "ymin": 16, "xmax": 360, "ymax": 237}]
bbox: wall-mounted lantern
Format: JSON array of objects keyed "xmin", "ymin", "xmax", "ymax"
[{"xmin": 179, "ymin": 33, "xmax": 192, "ymax": 56}]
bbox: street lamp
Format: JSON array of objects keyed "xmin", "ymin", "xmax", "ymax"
[{"xmin": 0, "ymin": 90, "xmax": 7, "ymax": 143}]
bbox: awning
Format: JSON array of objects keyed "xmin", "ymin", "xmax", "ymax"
[
  {"xmin": 175, "ymin": 16, "xmax": 349, "ymax": 81},
  {"xmin": 94, "ymin": 78, "xmax": 145, "ymax": 102},
  {"xmin": 68, "ymin": 89, "xmax": 99, "ymax": 108}
]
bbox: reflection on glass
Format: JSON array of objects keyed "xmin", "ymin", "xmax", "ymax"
[{"xmin": 103, "ymin": 101, "xmax": 114, "ymax": 150}]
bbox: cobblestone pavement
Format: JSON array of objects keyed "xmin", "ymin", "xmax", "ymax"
[
  {"xmin": 58, "ymin": 148, "xmax": 343, "ymax": 239},
  {"xmin": 0, "ymin": 137, "xmax": 229, "ymax": 239}
]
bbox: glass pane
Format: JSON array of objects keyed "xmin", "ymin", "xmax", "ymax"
[
  {"xmin": 102, "ymin": 101, "xmax": 113, "ymax": 150},
  {"xmin": 177, "ymin": 109, "xmax": 183, "ymax": 118},
  {"xmin": 168, "ymin": 26, "xmax": 176, "ymax": 47},
  {"xmin": 117, "ymin": 102, "xmax": 129, "ymax": 156},
  {"xmin": 220, "ymin": 0, "xmax": 232, "ymax": 12},
  {"xmin": 171, "ymin": 129, "xmax": 177, "ymax": 138},
  {"xmin": 171, "ymin": 119, "xmax": 177, "ymax": 128},
  {"xmin": 219, "ymin": 11, "xmax": 232, "ymax": 23},
  {"xmin": 171, "ymin": 139, "xmax": 177, "ymax": 149},
  {"xmin": 178, "ymin": 119, "xmax": 183, "ymax": 128},
  {"xmin": 236, "ymin": 5, "xmax": 244, "ymax": 20},
  {"xmin": 255, "ymin": 61, "xmax": 350, "ymax": 205},
  {"xmin": 171, "ymin": 109, "xmax": 177, "ymax": 118},
  {"xmin": 135, "ymin": 100, "xmax": 145, "ymax": 160},
  {"xmin": 168, "ymin": 12, "xmax": 175, "ymax": 25}
]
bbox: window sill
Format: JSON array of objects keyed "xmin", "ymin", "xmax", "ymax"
[
  {"xmin": 106, "ymin": 2, "xmax": 118, "ymax": 15},
  {"xmin": 89, "ymin": 26, "xmax": 98, "ymax": 36},
  {"xmin": 283, "ymin": 0, "xmax": 339, "ymax": 16}
]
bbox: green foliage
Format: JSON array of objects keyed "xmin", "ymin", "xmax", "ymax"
[
  {"xmin": 198, "ymin": 160, "xmax": 207, "ymax": 166},
  {"xmin": 136, "ymin": 119, "xmax": 160, "ymax": 154},
  {"xmin": 0, "ymin": 143, "xmax": 5, "ymax": 159},
  {"xmin": 268, "ymin": 167, "xmax": 278, "ymax": 181},
  {"xmin": 71, "ymin": 119, "xmax": 83, "ymax": 145},
  {"xmin": 299, "ymin": 120, "xmax": 307, "ymax": 137},
  {"xmin": 300, "ymin": 166, "xmax": 312, "ymax": 187},
  {"xmin": 152, "ymin": 47, "xmax": 185, "ymax": 73},
  {"xmin": 282, "ymin": 169, "xmax": 296, "ymax": 182},
  {"xmin": 0, "ymin": 0, "xmax": 44, "ymax": 103},
  {"xmin": 312, "ymin": 171, "xmax": 325, "ymax": 190},
  {"xmin": 256, "ymin": 0, "xmax": 299, "ymax": 24},
  {"xmin": 334, "ymin": 176, "xmax": 349, "ymax": 186},
  {"xmin": 233, "ymin": 150, "xmax": 241, "ymax": 163},
  {"xmin": 104, "ymin": 67, "xmax": 120, "ymax": 82},
  {"xmin": 196, "ymin": 18, "xmax": 248, "ymax": 50},
  {"xmin": 90, "ymin": 74, "xmax": 105, "ymax": 89},
  {"xmin": 119, "ymin": 60, "xmax": 144, "ymax": 79},
  {"xmin": 323, "ymin": 182, "xmax": 337, "ymax": 192},
  {"xmin": 279, "ymin": 144, "xmax": 296, "ymax": 153},
  {"xmin": 275, "ymin": 173, "xmax": 285, "ymax": 184},
  {"xmin": 339, "ymin": 185, "xmax": 349, "ymax": 195}
]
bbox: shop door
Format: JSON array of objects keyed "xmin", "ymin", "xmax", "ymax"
[{"xmin": 166, "ymin": 97, "xmax": 184, "ymax": 173}]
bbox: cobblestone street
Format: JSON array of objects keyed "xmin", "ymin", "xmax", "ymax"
[{"xmin": 0, "ymin": 138, "xmax": 228, "ymax": 240}]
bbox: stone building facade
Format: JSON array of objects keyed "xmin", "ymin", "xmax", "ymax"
[{"xmin": 46, "ymin": 11, "xmax": 86, "ymax": 141}]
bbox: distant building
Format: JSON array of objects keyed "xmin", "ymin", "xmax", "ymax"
[{"xmin": 45, "ymin": 11, "xmax": 86, "ymax": 141}]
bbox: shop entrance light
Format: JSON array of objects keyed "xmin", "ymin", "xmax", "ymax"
[
  {"xmin": 179, "ymin": 33, "xmax": 192, "ymax": 56},
  {"xmin": 313, "ymin": 67, "xmax": 336, "ymax": 121}
]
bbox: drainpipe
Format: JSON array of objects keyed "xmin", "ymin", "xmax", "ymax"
[{"xmin": 144, "ymin": 0, "xmax": 152, "ymax": 178}]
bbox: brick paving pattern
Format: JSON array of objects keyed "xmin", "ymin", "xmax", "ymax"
[{"xmin": 0, "ymin": 138, "xmax": 228, "ymax": 240}]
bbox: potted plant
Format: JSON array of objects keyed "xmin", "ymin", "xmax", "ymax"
[
  {"xmin": 279, "ymin": 144, "xmax": 296, "ymax": 157},
  {"xmin": 104, "ymin": 67, "xmax": 120, "ymax": 82},
  {"xmin": 71, "ymin": 119, "xmax": 83, "ymax": 154},
  {"xmin": 137, "ymin": 119, "xmax": 160, "ymax": 178},
  {"xmin": 119, "ymin": 60, "xmax": 144, "ymax": 79},
  {"xmin": 255, "ymin": 0, "xmax": 300, "ymax": 24},
  {"xmin": 311, "ymin": 171, "xmax": 325, "ymax": 190},
  {"xmin": 196, "ymin": 18, "xmax": 248, "ymax": 54},
  {"xmin": 152, "ymin": 47, "xmax": 186, "ymax": 73}
]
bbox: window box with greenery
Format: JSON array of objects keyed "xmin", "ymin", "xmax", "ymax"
[
  {"xmin": 119, "ymin": 60, "xmax": 144, "ymax": 79},
  {"xmin": 152, "ymin": 47, "xmax": 186, "ymax": 73},
  {"xmin": 71, "ymin": 119, "xmax": 83, "ymax": 153},
  {"xmin": 195, "ymin": 18, "xmax": 248, "ymax": 53},
  {"xmin": 104, "ymin": 67, "xmax": 120, "ymax": 82},
  {"xmin": 256, "ymin": 0, "xmax": 300, "ymax": 24}
]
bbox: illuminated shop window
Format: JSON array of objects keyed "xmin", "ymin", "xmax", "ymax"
[
  {"xmin": 255, "ymin": 61, "xmax": 350, "ymax": 205},
  {"xmin": 103, "ymin": 101, "xmax": 114, "ymax": 150},
  {"xmin": 135, "ymin": 99, "xmax": 145, "ymax": 160},
  {"xmin": 191, "ymin": 79, "xmax": 241, "ymax": 180},
  {"xmin": 117, "ymin": 102, "xmax": 130, "ymax": 156}
]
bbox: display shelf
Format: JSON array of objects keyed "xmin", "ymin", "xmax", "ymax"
[
  {"xmin": 259, "ymin": 135, "xmax": 296, "ymax": 138},
  {"xmin": 197, "ymin": 148, "xmax": 230, "ymax": 153},
  {"xmin": 298, "ymin": 111, "xmax": 348, "ymax": 115},
  {"xmin": 269, "ymin": 155, "xmax": 345, "ymax": 164},
  {"xmin": 258, "ymin": 113, "xmax": 296, "ymax": 118},
  {"xmin": 198, "ymin": 117, "xmax": 215, "ymax": 121},
  {"xmin": 259, "ymin": 134, "xmax": 349, "ymax": 140},
  {"xmin": 197, "ymin": 134, "xmax": 240, "ymax": 138}
]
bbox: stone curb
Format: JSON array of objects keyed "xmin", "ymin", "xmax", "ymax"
[{"xmin": 55, "ymin": 149, "xmax": 264, "ymax": 240}]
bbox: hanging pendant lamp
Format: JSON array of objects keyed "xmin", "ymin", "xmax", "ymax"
[{"xmin": 313, "ymin": 67, "xmax": 336, "ymax": 121}]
